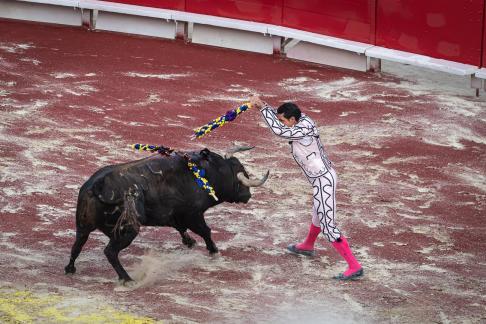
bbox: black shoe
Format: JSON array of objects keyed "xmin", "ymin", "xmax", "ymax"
[
  {"xmin": 333, "ymin": 268, "xmax": 364, "ymax": 281},
  {"xmin": 286, "ymin": 244, "xmax": 316, "ymax": 257}
]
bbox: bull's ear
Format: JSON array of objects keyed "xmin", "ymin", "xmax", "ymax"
[{"xmin": 200, "ymin": 148, "xmax": 211, "ymax": 158}]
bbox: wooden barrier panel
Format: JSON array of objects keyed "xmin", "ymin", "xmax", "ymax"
[
  {"xmin": 282, "ymin": 0, "xmax": 374, "ymax": 44},
  {"xmin": 186, "ymin": 0, "xmax": 283, "ymax": 25},
  {"xmin": 375, "ymin": 0, "xmax": 484, "ymax": 66},
  {"xmin": 6, "ymin": 0, "xmax": 481, "ymax": 70},
  {"xmin": 97, "ymin": 0, "xmax": 485, "ymax": 67},
  {"xmin": 106, "ymin": 0, "xmax": 185, "ymax": 10}
]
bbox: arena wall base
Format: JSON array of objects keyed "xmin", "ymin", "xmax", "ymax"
[
  {"xmin": 470, "ymin": 74, "xmax": 484, "ymax": 96},
  {"xmin": 190, "ymin": 24, "xmax": 274, "ymax": 55},
  {"xmin": 475, "ymin": 68, "xmax": 486, "ymax": 78},
  {"xmin": 95, "ymin": 11, "xmax": 176, "ymax": 39},
  {"xmin": 368, "ymin": 57, "xmax": 382, "ymax": 72},
  {"xmin": 285, "ymin": 41, "xmax": 368, "ymax": 72},
  {"xmin": 0, "ymin": 0, "xmax": 81, "ymax": 26}
]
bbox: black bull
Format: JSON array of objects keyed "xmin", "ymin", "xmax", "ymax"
[{"xmin": 64, "ymin": 147, "xmax": 269, "ymax": 283}]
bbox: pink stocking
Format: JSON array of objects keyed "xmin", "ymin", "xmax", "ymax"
[
  {"xmin": 332, "ymin": 236, "xmax": 362, "ymax": 276},
  {"xmin": 295, "ymin": 223, "xmax": 321, "ymax": 251}
]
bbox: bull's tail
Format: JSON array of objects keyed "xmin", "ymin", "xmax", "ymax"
[{"xmin": 113, "ymin": 188, "xmax": 142, "ymax": 238}]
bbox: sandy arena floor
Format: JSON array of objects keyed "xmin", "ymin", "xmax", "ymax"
[{"xmin": 0, "ymin": 19, "xmax": 485, "ymax": 323}]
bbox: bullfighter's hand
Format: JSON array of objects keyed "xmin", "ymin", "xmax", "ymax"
[{"xmin": 249, "ymin": 94, "xmax": 264, "ymax": 110}]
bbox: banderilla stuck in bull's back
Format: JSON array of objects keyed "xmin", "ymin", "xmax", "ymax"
[{"xmin": 65, "ymin": 145, "xmax": 269, "ymax": 284}]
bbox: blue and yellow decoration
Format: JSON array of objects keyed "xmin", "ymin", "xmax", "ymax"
[
  {"xmin": 131, "ymin": 144, "xmax": 218, "ymax": 201},
  {"xmin": 193, "ymin": 102, "xmax": 252, "ymax": 139},
  {"xmin": 187, "ymin": 160, "xmax": 218, "ymax": 201},
  {"xmin": 131, "ymin": 144, "xmax": 174, "ymax": 156}
]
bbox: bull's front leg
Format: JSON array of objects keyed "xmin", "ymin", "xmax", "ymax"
[
  {"xmin": 176, "ymin": 227, "xmax": 196, "ymax": 248},
  {"xmin": 187, "ymin": 214, "xmax": 218, "ymax": 254}
]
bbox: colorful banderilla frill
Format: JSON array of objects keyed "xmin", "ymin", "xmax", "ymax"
[
  {"xmin": 131, "ymin": 144, "xmax": 218, "ymax": 201},
  {"xmin": 193, "ymin": 102, "xmax": 252, "ymax": 139},
  {"xmin": 131, "ymin": 143, "xmax": 174, "ymax": 156},
  {"xmin": 186, "ymin": 160, "xmax": 218, "ymax": 201}
]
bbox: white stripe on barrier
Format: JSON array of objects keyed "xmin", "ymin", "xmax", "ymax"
[
  {"xmin": 15, "ymin": 0, "xmax": 79, "ymax": 7},
  {"xmin": 172, "ymin": 11, "xmax": 268, "ymax": 34},
  {"xmin": 268, "ymin": 25, "xmax": 372, "ymax": 54},
  {"xmin": 80, "ymin": 0, "xmax": 172, "ymax": 20},
  {"xmin": 366, "ymin": 46, "xmax": 478, "ymax": 76}
]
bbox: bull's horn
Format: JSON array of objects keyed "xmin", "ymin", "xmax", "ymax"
[
  {"xmin": 224, "ymin": 146, "xmax": 255, "ymax": 159},
  {"xmin": 237, "ymin": 170, "xmax": 269, "ymax": 187}
]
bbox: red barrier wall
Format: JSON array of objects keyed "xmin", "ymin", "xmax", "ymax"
[
  {"xmin": 376, "ymin": 0, "xmax": 484, "ymax": 66},
  {"xmin": 186, "ymin": 0, "xmax": 283, "ymax": 25},
  {"xmin": 106, "ymin": 0, "xmax": 184, "ymax": 10},
  {"xmin": 282, "ymin": 0, "xmax": 374, "ymax": 44},
  {"xmin": 101, "ymin": 0, "xmax": 486, "ymax": 67}
]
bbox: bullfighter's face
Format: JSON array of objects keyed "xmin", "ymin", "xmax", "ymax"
[{"xmin": 277, "ymin": 113, "xmax": 297, "ymax": 127}]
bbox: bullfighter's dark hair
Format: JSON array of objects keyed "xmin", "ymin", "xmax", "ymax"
[{"xmin": 277, "ymin": 102, "xmax": 301, "ymax": 121}]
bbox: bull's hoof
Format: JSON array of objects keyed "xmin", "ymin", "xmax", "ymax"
[
  {"xmin": 64, "ymin": 264, "xmax": 76, "ymax": 275},
  {"xmin": 208, "ymin": 247, "xmax": 219, "ymax": 254},
  {"xmin": 182, "ymin": 236, "xmax": 196, "ymax": 248},
  {"xmin": 121, "ymin": 279, "xmax": 137, "ymax": 288},
  {"xmin": 118, "ymin": 278, "xmax": 134, "ymax": 286}
]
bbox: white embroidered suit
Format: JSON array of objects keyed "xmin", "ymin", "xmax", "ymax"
[{"xmin": 260, "ymin": 104, "xmax": 341, "ymax": 242}]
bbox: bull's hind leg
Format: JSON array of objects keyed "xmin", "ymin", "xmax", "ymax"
[
  {"xmin": 65, "ymin": 228, "xmax": 93, "ymax": 274},
  {"xmin": 104, "ymin": 228, "xmax": 138, "ymax": 283},
  {"xmin": 65, "ymin": 192, "xmax": 97, "ymax": 275},
  {"xmin": 105, "ymin": 188, "xmax": 144, "ymax": 284},
  {"xmin": 186, "ymin": 213, "xmax": 218, "ymax": 254}
]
